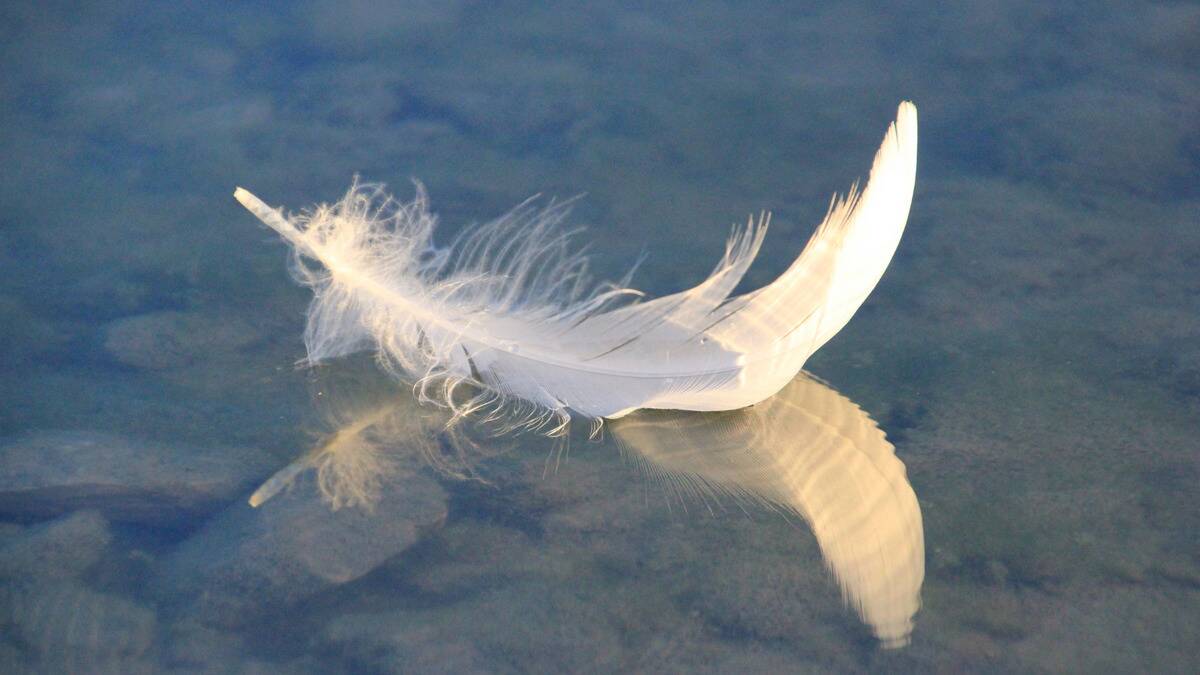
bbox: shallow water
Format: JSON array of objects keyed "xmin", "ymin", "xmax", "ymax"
[{"xmin": 1, "ymin": 1, "xmax": 1198, "ymax": 672}]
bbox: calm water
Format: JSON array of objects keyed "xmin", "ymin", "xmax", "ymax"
[{"xmin": 2, "ymin": 1, "xmax": 1198, "ymax": 672}]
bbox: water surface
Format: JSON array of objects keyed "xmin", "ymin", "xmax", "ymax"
[{"xmin": 1, "ymin": 1, "xmax": 1197, "ymax": 672}]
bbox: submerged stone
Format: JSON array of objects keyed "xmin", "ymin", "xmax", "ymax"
[
  {"xmin": 325, "ymin": 612, "xmax": 491, "ymax": 675},
  {"xmin": 103, "ymin": 310, "xmax": 263, "ymax": 371},
  {"xmin": 0, "ymin": 509, "xmax": 112, "ymax": 581},
  {"xmin": 0, "ymin": 430, "xmax": 275, "ymax": 525},
  {"xmin": 0, "ymin": 580, "xmax": 157, "ymax": 672},
  {"xmin": 157, "ymin": 469, "xmax": 448, "ymax": 628},
  {"xmin": 323, "ymin": 582, "xmax": 625, "ymax": 675}
]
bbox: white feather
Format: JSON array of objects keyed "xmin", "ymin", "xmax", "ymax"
[{"xmin": 235, "ymin": 102, "xmax": 917, "ymax": 429}]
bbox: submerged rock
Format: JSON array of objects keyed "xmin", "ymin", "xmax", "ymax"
[
  {"xmin": 160, "ymin": 618, "xmax": 322, "ymax": 674},
  {"xmin": 103, "ymin": 310, "xmax": 263, "ymax": 371},
  {"xmin": 325, "ymin": 613, "xmax": 491, "ymax": 675},
  {"xmin": 643, "ymin": 518, "xmax": 868, "ymax": 663},
  {"xmin": 0, "ymin": 430, "xmax": 275, "ymax": 524},
  {"xmin": 324, "ymin": 522, "xmax": 829, "ymax": 674},
  {"xmin": 323, "ymin": 581, "xmax": 625, "ymax": 675},
  {"xmin": 0, "ymin": 640, "xmax": 28, "ymax": 674},
  {"xmin": 0, "ymin": 509, "xmax": 112, "ymax": 580},
  {"xmin": 157, "ymin": 469, "xmax": 448, "ymax": 628},
  {"xmin": 160, "ymin": 619, "xmax": 253, "ymax": 673},
  {"xmin": 0, "ymin": 580, "xmax": 157, "ymax": 673},
  {"xmin": 0, "ymin": 295, "xmax": 71, "ymax": 363}
]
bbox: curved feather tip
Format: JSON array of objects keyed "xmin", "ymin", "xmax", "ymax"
[{"xmin": 236, "ymin": 102, "xmax": 918, "ymax": 432}]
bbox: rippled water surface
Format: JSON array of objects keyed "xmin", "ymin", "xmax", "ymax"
[{"xmin": 2, "ymin": 2, "xmax": 1198, "ymax": 672}]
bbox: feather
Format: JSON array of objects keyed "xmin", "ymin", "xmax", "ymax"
[{"xmin": 235, "ymin": 102, "xmax": 917, "ymax": 430}]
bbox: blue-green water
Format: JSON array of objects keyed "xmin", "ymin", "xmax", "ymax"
[{"xmin": 2, "ymin": 1, "xmax": 1198, "ymax": 672}]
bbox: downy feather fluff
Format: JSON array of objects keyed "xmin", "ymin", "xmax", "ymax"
[{"xmin": 235, "ymin": 101, "xmax": 917, "ymax": 431}]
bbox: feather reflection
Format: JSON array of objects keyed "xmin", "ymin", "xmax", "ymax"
[
  {"xmin": 250, "ymin": 368, "xmax": 923, "ymax": 647},
  {"xmin": 249, "ymin": 365, "xmax": 469, "ymax": 511},
  {"xmin": 610, "ymin": 373, "xmax": 924, "ymax": 647}
]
